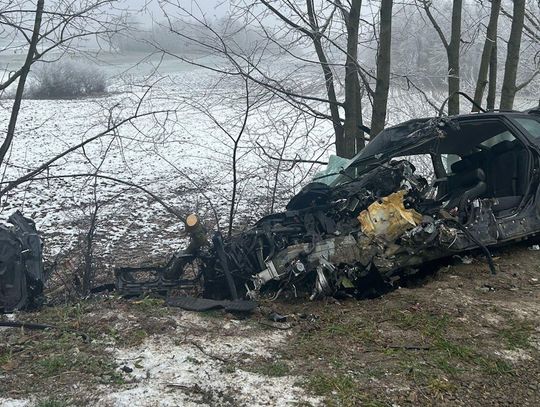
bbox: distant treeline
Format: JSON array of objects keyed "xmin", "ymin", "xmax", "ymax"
[
  {"xmin": 110, "ymin": 17, "xmax": 276, "ymax": 55},
  {"xmin": 110, "ymin": 8, "xmax": 538, "ymax": 98}
]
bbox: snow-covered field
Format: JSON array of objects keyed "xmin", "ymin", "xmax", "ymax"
[{"xmin": 0, "ymin": 53, "xmax": 334, "ymax": 276}]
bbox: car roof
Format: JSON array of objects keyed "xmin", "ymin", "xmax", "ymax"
[
  {"xmin": 355, "ymin": 109, "xmax": 539, "ymax": 164},
  {"xmin": 449, "ymin": 108, "xmax": 540, "ymax": 121}
]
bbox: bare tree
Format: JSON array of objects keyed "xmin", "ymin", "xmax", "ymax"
[
  {"xmin": 253, "ymin": 0, "xmax": 366, "ymax": 157},
  {"xmin": 150, "ymin": 1, "xmax": 399, "ymax": 158},
  {"xmin": 419, "ymin": 0, "xmax": 463, "ymax": 115},
  {"xmin": 498, "ymin": 0, "xmax": 540, "ymax": 110},
  {"xmin": 0, "ymin": 0, "xmax": 44, "ymax": 167},
  {"xmin": 371, "ymin": 0, "xmax": 394, "ymax": 136},
  {"xmin": 500, "ymin": 0, "xmax": 526, "ymax": 110},
  {"xmin": 472, "ymin": 0, "xmax": 501, "ymax": 112},
  {"xmin": 337, "ymin": 0, "xmax": 364, "ymax": 155},
  {"xmin": 0, "ymin": 0, "xmax": 126, "ymax": 168},
  {"xmin": 486, "ymin": 38, "xmax": 498, "ymax": 110}
]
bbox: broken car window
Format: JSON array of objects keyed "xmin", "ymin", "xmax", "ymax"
[
  {"xmin": 390, "ymin": 154, "xmax": 434, "ymax": 182},
  {"xmin": 479, "ymin": 131, "xmax": 515, "ymax": 148},
  {"xmin": 313, "ymin": 155, "xmax": 352, "ymax": 185}
]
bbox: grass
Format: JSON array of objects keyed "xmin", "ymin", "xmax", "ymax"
[
  {"xmin": 498, "ymin": 321, "xmax": 534, "ymax": 350},
  {"xmin": 0, "ymin": 349, "xmax": 12, "ymax": 367},
  {"xmin": 392, "ymin": 309, "xmax": 451, "ymax": 338},
  {"xmin": 305, "ymin": 373, "xmax": 388, "ymax": 407},
  {"xmin": 427, "ymin": 377, "xmax": 456, "ymax": 395},
  {"xmin": 276, "ymin": 295, "xmax": 534, "ymax": 406},
  {"xmin": 253, "ymin": 360, "xmax": 290, "ymax": 377},
  {"xmin": 131, "ymin": 296, "xmax": 165, "ymax": 310},
  {"xmin": 390, "ymin": 308, "xmax": 517, "ymax": 377},
  {"xmin": 38, "ymin": 355, "xmax": 70, "ymax": 376},
  {"xmin": 199, "ymin": 309, "xmax": 223, "ymax": 319},
  {"xmin": 0, "ymin": 302, "xmax": 131, "ymax": 401},
  {"xmin": 35, "ymin": 399, "xmax": 70, "ymax": 407},
  {"xmin": 31, "ymin": 333, "xmax": 125, "ymax": 382}
]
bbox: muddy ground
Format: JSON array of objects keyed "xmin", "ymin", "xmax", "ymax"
[{"xmin": 1, "ymin": 242, "xmax": 539, "ymax": 406}]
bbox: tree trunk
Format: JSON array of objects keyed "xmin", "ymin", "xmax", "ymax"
[
  {"xmin": 486, "ymin": 43, "xmax": 498, "ymax": 110},
  {"xmin": 370, "ymin": 0, "xmax": 393, "ymax": 137},
  {"xmin": 447, "ymin": 0, "xmax": 463, "ymax": 116},
  {"xmin": 340, "ymin": 0, "xmax": 363, "ymax": 158},
  {"xmin": 305, "ymin": 0, "xmax": 344, "ymax": 144},
  {"xmin": 500, "ymin": 0, "xmax": 526, "ymax": 111},
  {"xmin": 472, "ymin": 0, "xmax": 501, "ymax": 112}
]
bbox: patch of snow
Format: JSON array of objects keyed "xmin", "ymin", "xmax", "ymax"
[
  {"xmin": 0, "ymin": 399, "xmax": 32, "ymax": 407},
  {"xmin": 100, "ymin": 312, "xmax": 321, "ymax": 406},
  {"xmin": 495, "ymin": 349, "xmax": 532, "ymax": 362}
]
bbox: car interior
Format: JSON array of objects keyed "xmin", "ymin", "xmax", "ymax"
[{"xmin": 435, "ymin": 119, "xmax": 531, "ymax": 218}]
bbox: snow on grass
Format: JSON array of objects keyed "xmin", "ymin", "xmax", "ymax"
[
  {"xmin": 0, "ymin": 399, "xmax": 32, "ymax": 407},
  {"xmin": 100, "ymin": 312, "xmax": 322, "ymax": 407}
]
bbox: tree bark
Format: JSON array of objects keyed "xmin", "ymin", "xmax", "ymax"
[
  {"xmin": 472, "ymin": 0, "xmax": 501, "ymax": 112},
  {"xmin": 447, "ymin": 0, "xmax": 463, "ymax": 116},
  {"xmin": 486, "ymin": 43, "xmax": 498, "ymax": 111},
  {"xmin": 341, "ymin": 0, "xmax": 363, "ymax": 158},
  {"xmin": 371, "ymin": 0, "xmax": 393, "ymax": 137},
  {"xmin": 305, "ymin": 0, "xmax": 344, "ymax": 144},
  {"xmin": 500, "ymin": 0, "xmax": 526, "ymax": 111}
]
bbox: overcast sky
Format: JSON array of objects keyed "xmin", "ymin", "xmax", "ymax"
[{"xmin": 126, "ymin": 0, "xmax": 230, "ymax": 24}]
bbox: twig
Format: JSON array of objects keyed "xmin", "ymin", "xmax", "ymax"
[{"xmin": 185, "ymin": 339, "xmax": 230, "ymax": 364}]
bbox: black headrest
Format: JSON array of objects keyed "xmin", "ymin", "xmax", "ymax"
[
  {"xmin": 491, "ymin": 140, "xmax": 515, "ymax": 154},
  {"xmin": 448, "ymin": 168, "xmax": 485, "ymax": 189},
  {"xmin": 451, "ymin": 150, "xmax": 487, "ymax": 173},
  {"xmin": 451, "ymin": 159, "xmax": 472, "ymax": 173}
]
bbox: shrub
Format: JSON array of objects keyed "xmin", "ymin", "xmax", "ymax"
[{"xmin": 29, "ymin": 59, "xmax": 107, "ymax": 99}]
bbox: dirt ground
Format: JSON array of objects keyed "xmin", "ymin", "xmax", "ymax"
[{"xmin": 1, "ymin": 242, "xmax": 539, "ymax": 406}]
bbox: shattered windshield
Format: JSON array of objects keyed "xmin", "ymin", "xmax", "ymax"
[{"xmin": 330, "ymin": 117, "xmax": 443, "ymax": 186}]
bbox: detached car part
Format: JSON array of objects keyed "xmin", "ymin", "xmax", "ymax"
[{"xmin": 0, "ymin": 211, "xmax": 45, "ymax": 312}]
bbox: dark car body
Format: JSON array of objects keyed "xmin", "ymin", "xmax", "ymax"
[{"xmin": 0, "ymin": 211, "xmax": 45, "ymax": 312}]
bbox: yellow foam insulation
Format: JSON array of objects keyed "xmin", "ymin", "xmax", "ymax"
[{"xmin": 358, "ymin": 190, "xmax": 422, "ymax": 241}]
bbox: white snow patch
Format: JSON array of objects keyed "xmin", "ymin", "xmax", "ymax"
[
  {"xmin": 495, "ymin": 349, "xmax": 533, "ymax": 362},
  {"xmin": 0, "ymin": 399, "xmax": 32, "ymax": 407},
  {"xmin": 99, "ymin": 312, "xmax": 321, "ymax": 406}
]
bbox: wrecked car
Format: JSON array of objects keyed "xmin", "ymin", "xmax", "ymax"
[
  {"xmin": 120, "ymin": 109, "xmax": 540, "ymax": 301},
  {"xmin": 5, "ymin": 107, "xmax": 540, "ymax": 311},
  {"xmin": 117, "ymin": 107, "xmax": 540, "ymax": 303},
  {"xmin": 0, "ymin": 211, "xmax": 45, "ymax": 312}
]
